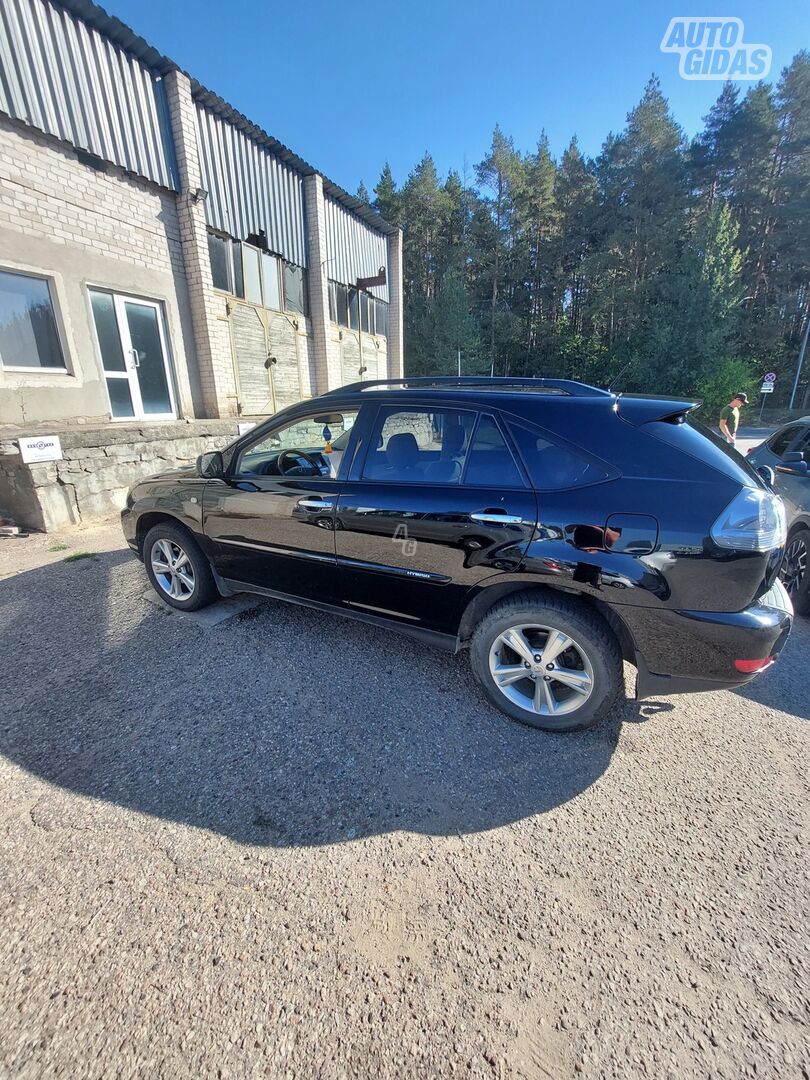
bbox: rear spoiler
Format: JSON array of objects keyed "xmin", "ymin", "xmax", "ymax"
[{"xmin": 615, "ymin": 395, "xmax": 700, "ymax": 426}]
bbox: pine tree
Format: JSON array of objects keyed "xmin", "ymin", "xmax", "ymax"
[{"xmin": 372, "ymin": 163, "xmax": 401, "ymax": 225}]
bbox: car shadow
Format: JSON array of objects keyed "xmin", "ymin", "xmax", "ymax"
[{"xmin": 0, "ymin": 550, "xmax": 645, "ymax": 847}]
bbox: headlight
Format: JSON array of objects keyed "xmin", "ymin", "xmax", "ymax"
[{"xmin": 711, "ymin": 487, "xmax": 787, "ymax": 552}]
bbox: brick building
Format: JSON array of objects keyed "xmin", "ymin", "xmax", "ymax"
[{"xmin": 0, "ymin": 0, "xmax": 402, "ymax": 529}]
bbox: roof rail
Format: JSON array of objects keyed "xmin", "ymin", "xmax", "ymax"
[{"xmin": 323, "ymin": 376, "xmax": 611, "ymax": 398}]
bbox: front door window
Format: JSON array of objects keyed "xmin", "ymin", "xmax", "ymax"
[{"xmin": 89, "ymin": 289, "xmax": 176, "ymax": 420}]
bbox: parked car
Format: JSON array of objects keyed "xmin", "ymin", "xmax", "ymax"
[
  {"xmin": 122, "ymin": 378, "xmax": 792, "ymax": 733},
  {"xmin": 748, "ymin": 417, "xmax": 810, "ymax": 615}
]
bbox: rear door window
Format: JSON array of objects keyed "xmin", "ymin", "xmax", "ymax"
[{"xmin": 362, "ymin": 408, "xmax": 476, "ymax": 483}]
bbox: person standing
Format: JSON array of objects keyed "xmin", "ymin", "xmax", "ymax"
[{"xmin": 719, "ymin": 392, "xmax": 749, "ymax": 446}]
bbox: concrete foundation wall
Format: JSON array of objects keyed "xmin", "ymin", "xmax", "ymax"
[
  {"xmin": 0, "ymin": 114, "xmax": 202, "ymax": 427},
  {"xmin": 0, "ymin": 421, "xmax": 243, "ymax": 531}
]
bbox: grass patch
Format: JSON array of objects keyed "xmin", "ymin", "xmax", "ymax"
[
  {"xmin": 48, "ymin": 542, "xmax": 69, "ymax": 552},
  {"xmin": 63, "ymin": 551, "xmax": 97, "ymax": 562}
]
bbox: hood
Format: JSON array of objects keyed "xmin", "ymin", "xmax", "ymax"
[{"xmin": 142, "ymin": 463, "xmax": 199, "ymax": 482}]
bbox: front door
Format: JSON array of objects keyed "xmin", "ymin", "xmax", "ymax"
[
  {"xmin": 202, "ymin": 408, "xmax": 360, "ymax": 602},
  {"xmin": 89, "ymin": 289, "xmax": 176, "ymax": 420},
  {"xmin": 333, "ymin": 405, "xmax": 538, "ymax": 634}
]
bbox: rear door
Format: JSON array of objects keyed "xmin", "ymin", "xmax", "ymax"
[{"xmin": 333, "ymin": 404, "xmax": 538, "ymax": 634}]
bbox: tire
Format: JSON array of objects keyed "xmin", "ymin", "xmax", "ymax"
[
  {"xmin": 470, "ymin": 591, "xmax": 623, "ymax": 733},
  {"xmin": 143, "ymin": 522, "xmax": 218, "ymax": 612},
  {"xmin": 780, "ymin": 528, "xmax": 810, "ymax": 617}
]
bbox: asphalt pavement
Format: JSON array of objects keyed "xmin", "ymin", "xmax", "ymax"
[{"xmin": 0, "ymin": 519, "xmax": 807, "ymax": 1079}]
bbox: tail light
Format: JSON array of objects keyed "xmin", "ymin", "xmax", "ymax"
[{"xmin": 711, "ymin": 488, "xmax": 787, "ymax": 552}]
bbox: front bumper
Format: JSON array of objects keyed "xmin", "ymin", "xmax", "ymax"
[
  {"xmin": 627, "ymin": 579, "xmax": 793, "ymax": 700},
  {"xmin": 120, "ymin": 507, "xmax": 139, "ymax": 556}
]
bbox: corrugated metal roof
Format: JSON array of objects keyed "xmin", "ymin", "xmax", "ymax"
[
  {"xmin": 196, "ymin": 103, "xmax": 307, "ymax": 267},
  {"xmin": 0, "ymin": 0, "xmax": 178, "ymax": 188},
  {"xmin": 325, "ymin": 195, "xmax": 389, "ymax": 300},
  {"xmin": 47, "ymin": 0, "xmax": 397, "ymax": 237}
]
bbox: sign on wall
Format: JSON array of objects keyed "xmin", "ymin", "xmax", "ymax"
[{"xmin": 18, "ymin": 435, "xmax": 63, "ymax": 464}]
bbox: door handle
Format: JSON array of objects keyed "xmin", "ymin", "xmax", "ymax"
[
  {"xmin": 297, "ymin": 497, "xmax": 335, "ymax": 510},
  {"xmin": 130, "ymin": 348, "xmax": 140, "ymax": 369},
  {"xmin": 470, "ymin": 511, "xmax": 525, "ymax": 525}
]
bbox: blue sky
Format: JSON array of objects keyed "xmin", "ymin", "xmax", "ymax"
[{"xmin": 112, "ymin": 0, "xmax": 809, "ymax": 196}]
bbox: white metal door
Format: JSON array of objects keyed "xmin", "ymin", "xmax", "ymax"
[{"xmin": 90, "ymin": 289, "xmax": 177, "ymax": 421}]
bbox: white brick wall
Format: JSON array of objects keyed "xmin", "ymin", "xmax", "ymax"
[
  {"xmin": 0, "ymin": 112, "xmax": 202, "ymax": 427},
  {"xmin": 0, "ymin": 118, "xmax": 181, "ymax": 273}
]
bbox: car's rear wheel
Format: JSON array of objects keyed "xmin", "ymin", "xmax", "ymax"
[
  {"xmin": 143, "ymin": 522, "xmax": 218, "ymax": 612},
  {"xmin": 470, "ymin": 592, "xmax": 623, "ymax": 732},
  {"xmin": 780, "ymin": 529, "xmax": 810, "ymax": 616}
]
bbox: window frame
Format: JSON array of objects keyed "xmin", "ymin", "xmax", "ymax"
[{"xmin": 0, "ymin": 266, "xmax": 70, "ymax": 373}]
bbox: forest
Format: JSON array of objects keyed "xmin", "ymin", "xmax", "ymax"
[{"xmin": 361, "ymin": 53, "xmax": 810, "ymax": 418}]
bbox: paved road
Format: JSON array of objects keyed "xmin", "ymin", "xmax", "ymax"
[{"xmin": 0, "ymin": 527, "xmax": 807, "ymax": 1079}]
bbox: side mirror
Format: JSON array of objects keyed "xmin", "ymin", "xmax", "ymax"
[
  {"xmin": 783, "ymin": 451, "xmax": 805, "ymax": 464},
  {"xmin": 756, "ymin": 465, "xmax": 775, "ymax": 487},
  {"xmin": 196, "ymin": 450, "xmax": 224, "ymax": 479}
]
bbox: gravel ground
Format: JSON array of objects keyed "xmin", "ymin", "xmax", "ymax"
[{"xmin": 0, "ymin": 522, "xmax": 808, "ymax": 1079}]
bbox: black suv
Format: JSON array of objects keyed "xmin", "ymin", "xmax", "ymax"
[{"xmin": 122, "ymin": 378, "xmax": 793, "ymax": 732}]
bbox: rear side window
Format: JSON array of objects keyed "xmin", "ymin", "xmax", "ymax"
[
  {"xmin": 768, "ymin": 425, "xmax": 801, "ymax": 458},
  {"xmin": 507, "ymin": 421, "xmax": 609, "ymax": 490},
  {"xmin": 463, "ymin": 415, "xmax": 524, "ymax": 487}
]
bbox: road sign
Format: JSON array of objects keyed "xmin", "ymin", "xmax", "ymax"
[
  {"xmin": 760, "ymin": 383, "xmax": 774, "ymax": 394},
  {"xmin": 763, "ymin": 372, "xmax": 777, "ymax": 383}
]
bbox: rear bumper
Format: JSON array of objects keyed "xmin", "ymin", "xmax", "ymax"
[{"xmin": 628, "ymin": 579, "xmax": 793, "ymax": 700}]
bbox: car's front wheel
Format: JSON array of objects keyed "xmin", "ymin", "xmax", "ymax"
[
  {"xmin": 780, "ymin": 528, "xmax": 810, "ymax": 616},
  {"xmin": 470, "ymin": 592, "xmax": 623, "ymax": 732},
  {"xmin": 143, "ymin": 522, "xmax": 218, "ymax": 612}
]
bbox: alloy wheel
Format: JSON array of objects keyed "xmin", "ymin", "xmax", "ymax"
[
  {"xmin": 488, "ymin": 623, "xmax": 595, "ymax": 717},
  {"xmin": 780, "ymin": 536, "xmax": 807, "ymax": 597},
  {"xmin": 150, "ymin": 538, "xmax": 196, "ymax": 601}
]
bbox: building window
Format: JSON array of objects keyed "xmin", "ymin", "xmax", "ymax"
[
  {"xmin": 348, "ymin": 287, "xmax": 359, "ymax": 330},
  {"xmin": 0, "ymin": 268, "xmax": 66, "ymax": 370},
  {"xmin": 232, "ymin": 241, "xmax": 244, "ymax": 299},
  {"xmin": 374, "ymin": 298, "xmax": 388, "ymax": 337},
  {"xmin": 333, "ymin": 282, "xmax": 349, "ymax": 327},
  {"xmin": 208, "ymin": 233, "xmax": 232, "ymax": 292},
  {"xmin": 283, "ymin": 262, "xmax": 308, "ymax": 316},
  {"xmin": 262, "ymin": 253, "xmax": 282, "ymax": 311},
  {"xmin": 209, "ymin": 227, "xmax": 298, "ymax": 313},
  {"xmin": 242, "ymin": 244, "xmax": 263, "ymax": 306},
  {"xmin": 327, "ymin": 279, "xmax": 387, "ymax": 336}
]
